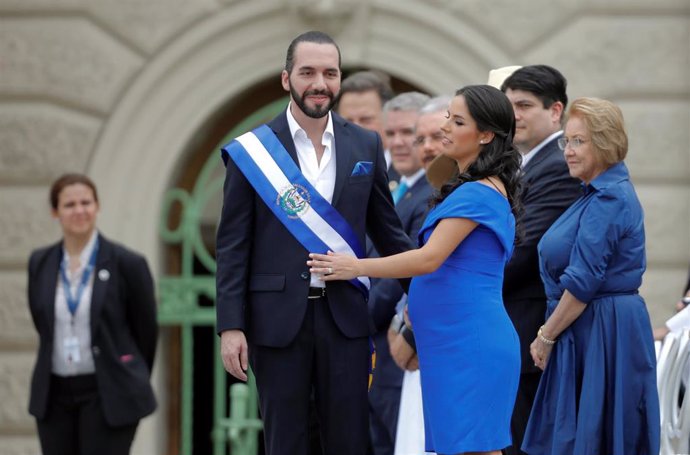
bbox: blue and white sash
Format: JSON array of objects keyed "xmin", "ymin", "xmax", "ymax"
[{"xmin": 221, "ymin": 124, "xmax": 370, "ymax": 297}]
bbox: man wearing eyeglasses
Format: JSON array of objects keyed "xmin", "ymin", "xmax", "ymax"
[{"xmin": 500, "ymin": 65, "xmax": 581, "ymax": 455}]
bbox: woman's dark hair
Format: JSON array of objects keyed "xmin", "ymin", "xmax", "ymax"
[
  {"xmin": 50, "ymin": 173, "xmax": 99, "ymax": 210},
  {"xmin": 432, "ymin": 85, "xmax": 522, "ymax": 222}
]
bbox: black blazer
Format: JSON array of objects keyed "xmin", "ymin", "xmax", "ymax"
[
  {"xmin": 27, "ymin": 234, "xmax": 157, "ymax": 426},
  {"xmin": 368, "ymin": 176, "xmax": 433, "ymax": 387},
  {"xmin": 503, "ymin": 136, "xmax": 581, "ymax": 373},
  {"xmin": 216, "ymin": 110, "xmax": 414, "ymax": 347}
]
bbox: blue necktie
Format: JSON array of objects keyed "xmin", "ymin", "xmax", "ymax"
[{"xmin": 392, "ymin": 181, "xmax": 409, "ymax": 205}]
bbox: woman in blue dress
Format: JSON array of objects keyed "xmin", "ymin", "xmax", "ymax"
[
  {"xmin": 522, "ymin": 97, "xmax": 660, "ymax": 455},
  {"xmin": 309, "ymin": 84, "xmax": 522, "ymax": 454}
]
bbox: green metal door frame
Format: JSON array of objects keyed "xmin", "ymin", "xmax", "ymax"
[{"xmin": 158, "ymin": 96, "xmax": 289, "ymax": 455}]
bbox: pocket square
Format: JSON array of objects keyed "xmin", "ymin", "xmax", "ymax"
[{"xmin": 351, "ymin": 161, "xmax": 373, "ymax": 176}]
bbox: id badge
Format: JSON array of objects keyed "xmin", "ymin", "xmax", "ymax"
[{"xmin": 63, "ymin": 336, "xmax": 81, "ymax": 363}]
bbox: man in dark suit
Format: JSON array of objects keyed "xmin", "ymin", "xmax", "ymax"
[
  {"xmin": 366, "ymin": 91, "xmax": 430, "ymax": 455},
  {"xmin": 500, "ymin": 65, "xmax": 582, "ymax": 455},
  {"xmin": 337, "ymin": 70, "xmax": 400, "ymax": 190},
  {"xmin": 216, "ymin": 31, "xmax": 413, "ymax": 455}
]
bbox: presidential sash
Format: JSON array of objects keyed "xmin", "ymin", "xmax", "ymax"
[{"xmin": 221, "ymin": 124, "xmax": 370, "ymax": 297}]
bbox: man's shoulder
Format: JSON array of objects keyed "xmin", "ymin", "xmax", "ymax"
[
  {"xmin": 410, "ymin": 177, "xmax": 433, "ymax": 198},
  {"xmin": 526, "ymin": 139, "xmax": 568, "ymax": 175},
  {"xmin": 266, "ymin": 109, "xmax": 289, "ymax": 133},
  {"xmin": 399, "ymin": 178, "xmax": 433, "ymax": 212}
]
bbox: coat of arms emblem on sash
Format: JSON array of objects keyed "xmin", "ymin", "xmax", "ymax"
[{"xmin": 276, "ymin": 183, "xmax": 311, "ymax": 219}]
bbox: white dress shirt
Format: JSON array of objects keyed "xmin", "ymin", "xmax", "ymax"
[
  {"xmin": 52, "ymin": 230, "xmax": 98, "ymax": 376},
  {"xmin": 286, "ymin": 103, "xmax": 337, "ymax": 288}
]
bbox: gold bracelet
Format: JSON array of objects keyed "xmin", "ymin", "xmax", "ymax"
[{"xmin": 538, "ymin": 325, "xmax": 556, "ymax": 345}]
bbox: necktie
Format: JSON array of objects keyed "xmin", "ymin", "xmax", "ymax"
[{"xmin": 392, "ymin": 181, "xmax": 409, "ymax": 205}]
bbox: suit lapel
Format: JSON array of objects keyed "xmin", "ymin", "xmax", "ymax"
[
  {"xmin": 90, "ymin": 234, "xmax": 112, "ymax": 337},
  {"xmin": 523, "ymin": 136, "xmax": 559, "ymax": 176},
  {"xmin": 269, "ymin": 110, "xmax": 352, "ymax": 208},
  {"xmin": 331, "ymin": 115, "xmax": 352, "ymax": 207},
  {"xmin": 269, "ymin": 110, "xmax": 301, "ymax": 170}
]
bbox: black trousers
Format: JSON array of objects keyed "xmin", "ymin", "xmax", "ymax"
[
  {"xmin": 36, "ymin": 374, "xmax": 138, "ymax": 455},
  {"xmin": 250, "ymin": 297, "xmax": 370, "ymax": 455},
  {"xmin": 503, "ymin": 371, "xmax": 542, "ymax": 455},
  {"xmin": 368, "ymin": 385, "xmax": 401, "ymax": 455}
]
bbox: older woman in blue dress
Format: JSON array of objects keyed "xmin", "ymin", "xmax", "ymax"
[{"xmin": 522, "ymin": 98, "xmax": 660, "ymax": 455}]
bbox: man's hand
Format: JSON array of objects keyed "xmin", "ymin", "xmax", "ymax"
[
  {"xmin": 387, "ymin": 327, "xmax": 398, "ymax": 347},
  {"xmin": 390, "ymin": 333, "xmax": 418, "ymax": 371},
  {"xmin": 221, "ymin": 330, "xmax": 249, "ymax": 381},
  {"xmin": 405, "ymin": 354, "xmax": 419, "ymax": 371}
]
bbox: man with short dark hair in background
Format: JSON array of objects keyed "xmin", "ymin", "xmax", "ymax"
[{"xmin": 500, "ymin": 65, "xmax": 581, "ymax": 455}]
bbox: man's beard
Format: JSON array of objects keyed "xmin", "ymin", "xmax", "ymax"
[{"xmin": 289, "ymin": 81, "xmax": 336, "ymax": 119}]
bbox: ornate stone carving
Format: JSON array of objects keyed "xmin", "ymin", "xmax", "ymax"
[
  {"xmin": 0, "ymin": 188, "xmax": 60, "ymax": 267},
  {"xmin": 285, "ymin": 0, "xmax": 363, "ymax": 33},
  {"xmin": 0, "ymin": 105, "xmax": 98, "ymax": 185},
  {"xmin": 0, "ymin": 18, "xmax": 142, "ymax": 113}
]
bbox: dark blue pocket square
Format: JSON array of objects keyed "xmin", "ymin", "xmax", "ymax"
[{"xmin": 351, "ymin": 161, "xmax": 373, "ymax": 176}]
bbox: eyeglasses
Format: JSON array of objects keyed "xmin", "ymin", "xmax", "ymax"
[
  {"xmin": 557, "ymin": 137, "xmax": 588, "ymax": 150},
  {"xmin": 413, "ymin": 132, "xmax": 444, "ymax": 147}
]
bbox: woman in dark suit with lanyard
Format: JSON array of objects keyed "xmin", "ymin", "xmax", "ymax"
[{"xmin": 27, "ymin": 173, "xmax": 158, "ymax": 455}]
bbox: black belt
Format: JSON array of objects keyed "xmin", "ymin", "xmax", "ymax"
[{"xmin": 308, "ymin": 287, "xmax": 327, "ymax": 299}]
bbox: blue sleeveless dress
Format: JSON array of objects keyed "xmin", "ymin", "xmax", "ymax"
[{"xmin": 408, "ymin": 182, "xmax": 520, "ymax": 453}]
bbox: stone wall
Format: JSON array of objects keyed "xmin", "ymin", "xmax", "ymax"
[{"xmin": 0, "ymin": 0, "xmax": 688, "ymax": 453}]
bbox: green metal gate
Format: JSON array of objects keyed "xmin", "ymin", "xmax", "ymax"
[{"xmin": 157, "ymin": 97, "xmax": 289, "ymax": 455}]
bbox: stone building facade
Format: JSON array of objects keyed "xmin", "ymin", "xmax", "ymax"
[{"xmin": 1, "ymin": 0, "xmax": 688, "ymax": 453}]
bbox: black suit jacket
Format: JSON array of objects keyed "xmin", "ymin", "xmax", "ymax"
[
  {"xmin": 368, "ymin": 176, "xmax": 433, "ymax": 387},
  {"xmin": 216, "ymin": 110, "xmax": 414, "ymax": 347},
  {"xmin": 27, "ymin": 234, "xmax": 158, "ymax": 426},
  {"xmin": 503, "ymin": 136, "xmax": 581, "ymax": 373},
  {"xmin": 387, "ymin": 162, "xmax": 400, "ymax": 189}
]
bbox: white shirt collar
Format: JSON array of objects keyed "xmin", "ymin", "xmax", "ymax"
[
  {"xmin": 400, "ymin": 168, "xmax": 426, "ymax": 188},
  {"xmin": 286, "ymin": 102, "xmax": 335, "ymax": 145},
  {"xmin": 62, "ymin": 230, "xmax": 99, "ymax": 271},
  {"xmin": 521, "ymin": 130, "xmax": 562, "ymax": 169}
]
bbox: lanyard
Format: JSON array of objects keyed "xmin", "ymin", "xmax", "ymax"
[{"xmin": 59, "ymin": 238, "xmax": 99, "ymax": 317}]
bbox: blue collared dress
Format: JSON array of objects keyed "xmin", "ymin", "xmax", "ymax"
[
  {"xmin": 522, "ymin": 162, "xmax": 660, "ymax": 455},
  {"xmin": 408, "ymin": 181, "xmax": 520, "ymax": 453}
]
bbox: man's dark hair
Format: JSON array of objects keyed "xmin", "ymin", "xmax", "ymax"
[
  {"xmin": 501, "ymin": 64, "xmax": 568, "ymax": 111},
  {"xmin": 339, "ymin": 70, "xmax": 394, "ymax": 104},
  {"xmin": 285, "ymin": 30, "xmax": 341, "ymax": 74}
]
